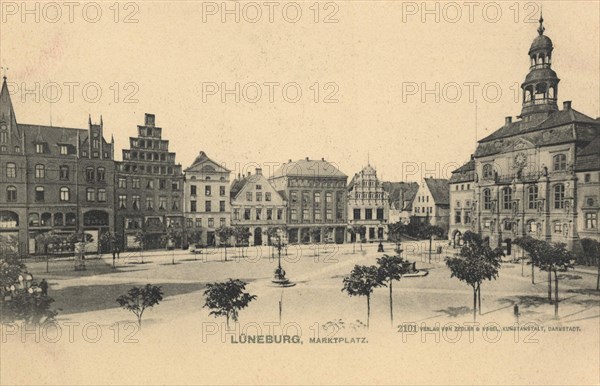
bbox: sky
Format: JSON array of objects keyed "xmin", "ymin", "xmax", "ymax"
[{"xmin": 1, "ymin": 0, "xmax": 599, "ymax": 182}]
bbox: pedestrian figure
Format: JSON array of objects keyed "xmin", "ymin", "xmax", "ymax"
[
  {"xmin": 116, "ymin": 247, "xmax": 120, "ymax": 260},
  {"xmin": 513, "ymin": 304, "xmax": 520, "ymax": 323},
  {"xmin": 39, "ymin": 279, "xmax": 48, "ymax": 296},
  {"xmin": 377, "ymin": 242, "xmax": 384, "ymax": 253},
  {"xmin": 112, "ymin": 248, "xmax": 116, "ymax": 268}
]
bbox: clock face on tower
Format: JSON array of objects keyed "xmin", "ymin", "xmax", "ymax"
[{"xmin": 514, "ymin": 152, "xmax": 527, "ymax": 168}]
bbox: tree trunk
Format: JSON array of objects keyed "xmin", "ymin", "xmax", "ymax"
[
  {"xmin": 353, "ymin": 241, "xmax": 356, "ymax": 254},
  {"xmin": 226, "ymin": 314, "xmax": 230, "ymax": 329},
  {"xmin": 389, "ymin": 281, "xmax": 394, "ymax": 327},
  {"xmin": 473, "ymin": 287, "xmax": 477, "ymax": 322},
  {"xmin": 548, "ymin": 269, "xmax": 552, "ymax": 302},
  {"xmin": 521, "ymin": 256, "xmax": 524, "ymax": 277},
  {"xmin": 224, "ymin": 246, "xmax": 227, "ymax": 262},
  {"xmin": 531, "ymin": 257, "xmax": 535, "ymax": 284},
  {"xmin": 367, "ymin": 295, "xmax": 370, "ymax": 328},
  {"xmin": 46, "ymin": 255, "xmax": 49, "ymax": 273},
  {"xmin": 554, "ymin": 270, "xmax": 559, "ymax": 319},
  {"xmin": 477, "ymin": 283, "xmax": 482, "ymax": 315},
  {"xmin": 596, "ymin": 261, "xmax": 600, "ymax": 291}
]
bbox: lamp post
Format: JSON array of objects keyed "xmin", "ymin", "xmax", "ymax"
[{"xmin": 271, "ymin": 234, "xmax": 295, "ymax": 287}]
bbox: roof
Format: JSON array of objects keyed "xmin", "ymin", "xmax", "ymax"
[
  {"xmin": 382, "ymin": 181, "xmax": 419, "ymax": 210},
  {"xmin": 185, "ymin": 151, "xmax": 231, "ymax": 172},
  {"xmin": 424, "ymin": 178, "xmax": 450, "ymax": 206},
  {"xmin": 272, "ymin": 158, "xmax": 347, "ymax": 179},
  {"xmin": 0, "ymin": 77, "xmax": 19, "ymax": 137},
  {"xmin": 449, "ymin": 160, "xmax": 475, "ymax": 184},
  {"xmin": 575, "ymin": 137, "xmax": 600, "ymax": 172}
]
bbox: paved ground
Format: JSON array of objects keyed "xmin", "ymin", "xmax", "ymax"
[{"xmin": 3, "ymin": 241, "xmax": 599, "ymax": 385}]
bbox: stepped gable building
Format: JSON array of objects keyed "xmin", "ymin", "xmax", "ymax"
[
  {"xmin": 448, "ymin": 158, "xmax": 476, "ymax": 246},
  {"xmin": 183, "ymin": 151, "xmax": 231, "ymax": 246},
  {"xmin": 411, "ymin": 177, "xmax": 450, "ymax": 232},
  {"xmin": 269, "ymin": 157, "xmax": 347, "ymax": 244},
  {"xmin": 453, "ymin": 16, "xmax": 600, "ymax": 253},
  {"xmin": 115, "ymin": 114, "xmax": 184, "ymax": 250},
  {"xmin": 347, "ymin": 164, "xmax": 389, "ymax": 241},
  {"xmin": 0, "ymin": 76, "xmax": 115, "ymax": 256},
  {"xmin": 230, "ymin": 168, "xmax": 287, "ymax": 246}
]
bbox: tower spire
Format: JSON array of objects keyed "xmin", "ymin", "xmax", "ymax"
[{"xmin": 537, "ymin": 9, "xmax": 545, "ymax": 35}]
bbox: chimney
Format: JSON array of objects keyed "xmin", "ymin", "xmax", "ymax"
[
  {"xmin": 505, "ymin": 116, "xmax": 512, "ymax": 125},
  {"xmin": 563, "ymin": 101, "xmax": 572, "ymax": 110},
  {"xmin": 321, "ymin": 157, "xmax": 325, "ymax": 161},
  {"xmin": 288, "ymin": 159, "xmax": 292, "ymax": 163},
  {"xmin": 145, "ymin": 113, "xmax": 156, "ymax": 127},
  {"xmin": 305, "ymin": 157, "xmax": 309, "ymax": 161},
  {"xmin": 470, "ymin": 154, "xmax": 474, "ymax": 160},
  {"xmin": 256, "ymin": 168, "xmax": 262, "ymax": 176},
  {"xmin": 247, "ymin": 171, "xmax": 251, "ymax": 177}
]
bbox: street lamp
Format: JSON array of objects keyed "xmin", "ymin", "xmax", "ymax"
[{"xmin": 271, "ymin": 235, "xmax": 295, "ymax": 287}]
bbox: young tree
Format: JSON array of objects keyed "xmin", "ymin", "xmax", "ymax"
[
  {"xmin": 116, "ymin": 284, "xmax": 164, "ymax": 327},
  {"xmin": 421, "ymin": 224, "xmax": 445, "ymax": 263},
  {"xmin": 162, "ymin": 228, "xmax": 182, "ymax": 264},
  {"xmin": 445, "ymin": 231, "xmax": 503, "ymax": 321},
  {"xmin": 215, "ymin": 226, "xmax": 234, "ymax": 261},
  {"xmin": 234, "ymin": 226, "xmax": 252, "ymax": 258},
  {"xmin": 341, "ymin": 265, "xmax": 385, "ymax": 328},
  {"xmin": 357, "ymin": 225, "xmax": 367, "ymax": 251},
  {"xmin": 347, "ymin": 226, "xmax": 357, "ymax": 253},
  {"xmin": 35, "ymin": 231, "xmax": 64, "ymax": 273},
  {"xmin": 203, "ymin": 279, "xmax": 257, "ymax": 328},
  {"xmin": 133, "ymin": 230, "xmax": 150, "ymax": 264},
  {"xmin": 377, "ymin": 254, "xmax": 409, "ymax": 326},
  {"xmin": 538, "ymin": 242, "xmax": 574, "ymax": 318},
  {"xmin": 514, "ymin": 236, "xmax": 543, "ymax": 285}
]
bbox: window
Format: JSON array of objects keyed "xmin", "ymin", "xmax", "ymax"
[
  {"xmin": 302, "ymin": 191, "xmax": 309, "ymax": 205},
  {"xmin": 86, "ymin": 167, "xmax": 95, "ymax": 181},
  {"xmin": 290, "ymin": 209, "xmax": 298, "ymax": 221},
  {"xmin": 256, "ymin": 184, "xmax": 262, "ymax": 190},
  {"xmin": 98, "ymin": 189, "xmax": 106, "ymax": 202},
  {"xmin": 220, "ymin": 218, "xmax": 226, "ymax": 227},
  {"xmin": 220, "ymin": 186, "xmax": 225, "ymax": 196},
  {"xmin": 132, "ymin": 195, "xmax": 140, "ymax": 210},
  {"xmin": 314, "ymin": 192, "xmax": 321, "ymax": 203},
  {"xmin": 190, "ymin": 200, "xmax": 197, "ymax": 212},
  {"xmin": 502, "ymin": 187, "xmax": 512, "ymax": 210},
  {"xmin": 585, "ymin": 213, "xmax": 598, "ymax": 229},
  {"xmin": 454, "ymin": 211, "xmax": 461, "ymax": 224},
  {"xmin": 205, "ymin": 201, "xmax": 211, "ymax": 212},
  {"xmin": 208, "ymin": 218, "xmax": 214, "ymax": 228},
  {"xmin": 326, "ymin": 192, "xmax": 333, "ymax": 203},
  {"xmin": 277, "ymin": 209, "xmax": 283, "ymax": 220},
  {"xmin": 504, "ymin": 220, "xmax": 512, "ymax": 231},
  {"xmin": 244, "ymin": 208, "xmax": 251, "ymax": 220},
  {"xmin": 119, "ymin": 195, "xmax": 127, "ymax": 209},
  {"xmin": 205, "ymin": 186, "xmax": 211, "ymax": 196},
  {"xmin": 7, "ymin": 186, "xmax": 16, "ymax": 202},
  {"xmin": 553, "ymin": 222, "xmax": 563, "ymax": 234},
  {"xmin": 302, "ymin": 208, "xmax": 309, "ymax": 221},
  {"xmin": 219, "ymin": 201, "xmax": 226, "ymax": 212},
  {"xmin": 132, "ymin": 178, "xmax": 140, "ymax": 189},
  {"xmin": 290, "ymin": 191, "xmax": 297, "ymax": 203},
  {"xmin": 35, "ymin": 187, "xmax": 45, "ymax": 202},
  {"xmin": 171, "ymin": 181, "xmax": 179, "ymax": 191},
  {"xmin": 118, "ymin": 177, "xmax": 126, "ymax": 188},
  {"xmin": 54, "ymin": 213, "xmax": 63, "ymax": 226},
  {"xmin": 86, "ymin": 188, "xmax": 95, "ymax": 202},
  {"xmin": 59, "ymin": 145, "xmax": 68, "ymax": 155},
  {"xmin": 66, "ymin": 213, "xmax": 76, "ymax": 226},
  {"xmin": 233, "ymin": 208, "xmax": 240, "ymax": 220},
  {"xmin": 0, "ymin": 131, "xmax": 6, "ymax": 143},
  {"xmin": 584, "ymin": 174, "xmax": 591, "ymax": 183},
  {"xmin": 144, "ymin": 197, "xmax": 152, "ymax": 210},
  {"xmin": 553, "ymin": 154, "xmax": 567, "ymax": 171},
  {"xmin": 554, "ymin": 184, "xmax": 565, "ymax": 209},
  {"xmin": 60, "ymin": 187, "xmax": 70, "ymax": 201},
  {"xmin": 195, "ymin": 219, "xmax": 202, "ymax": 227},
  {"xmin": 456, "ymin": 201, "xmax": 461, "ymax": 208},
  {"xmin": 159, "ymin": 197, "xmax": 167, "ymax": 210},
  {"xmin": 97, "ymin": 167, "xmax": 105, "ymax": 182},
  {"xmin": 464, "ymin": 211, "xmax": 471, "ymax": 224},
  {"xmin": 364, "ymin": 208, "xmax": 372, "ymax": 219},
  {"xmin": 353, "ymin": 208, "xmax": 361, "ymax": 220},
  {"xmin": 267, "ymin": 209, "xmax": 273, "ymax": 220},
  {"xmin": 256, "ymin": 192, "xmax": 262, "ymax": 202},
  {"xmin": 35, "ymin": 143, "xmax": 44, "ymax": 153},
  {"xmin": 256, "ymin": 208, "xmax": 262, "ymax": 220},
  {"xmin": 246, "ymin": 192, "xmax": 253, "ymax": 201},
  {"xmin": 314, "ymin": 208, "xmax": 322, "ymax": 221},
  {"xmin": 146, "ymin": 179, "xmax": 154, "ymax": 189},
  {"xmin": 483, "ymin": 189, "xmax": 491, "ymax": 210},
  {"xmin": 59, "ymin": 165, "xmax": 69, "ymax": 180},
  {"xmin": 266, "ymin": 192, "xmax": 272, "ymax": 201},
  {"xmin": 6, "ymin": 162, "xmax": 16, "ymax": 178},
  {"xmin": 528, "ymin": 186, "xmax": 538, "ymax": 209},
  {"xmin": 35, "ymin": 164, "xmax": 45, "ymax": 179},
  {"xmin": 191, "ymin": 185, "xmax": 197, "ymax": 195},
  {"xmin": 326, "ymin": 209, "xmax": 333, "ymax": 221},
  {"xmin": 172, "ymin": 198, "xmax": 179, "ymax": 211},
  {"xmin": 29, "ymin": 213, "xmax": 39, "ymax": 226},
  {"xmin": 483, "ymin": 164, "xmax": 493, "ymax": 178},
  {"xmin": 41, "ymin": 213, "xmax": 52, "ymax": 226}
]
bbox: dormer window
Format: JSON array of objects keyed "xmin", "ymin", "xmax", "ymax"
[
  {"xmin": 35, "ymin": 143, "xmax": 44, "ymax": 154},
  {"xmin": 59, "ymin": 145, "xmax": 68, "ymax": 155},
  {"xmin": 553, "ymin": 154, "xmax": 567, "ymax": 171}
]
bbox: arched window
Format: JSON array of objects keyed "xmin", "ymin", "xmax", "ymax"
[
  {"xmin": 66, "ymin": 213, "xmax": 76, "ymax": 226},
  {"xmin": 97, "ymin": 167, "xmax": 105, "ymax": 181},
  {"xmin": 483, "ymin": 189, "xmax": 491, "ymax": 210},
  {"xmin": 6, "ymin": 186, "xmax": 17, "ymax": 202},
  {"xmin": 35, "ymin": 164, "xmax": 45, "ymax": 178},
  {"xmin": 41, "ymin": 213, "xmax": 52, "ymax": 226},
  {"xmin": 554, "ymin": 184, "xmax": 565, "ymax": 209},
  {"xmin": 527, "ymin": 185, "xmax": 538, "ymax": 209},
  {"xmin": 483, "ymin": 164, "xmax": 493, "ymax": 179},
  {"xmin": 503, "ymin": 187, "xmax": 512, "ymax": 210},
  {"xmin": 86, "ymin": 167, "xmax": 95, "ymax": 181},
  {"xmin": 54, "ymin": 213, "xmax": 64, "ymax": 226},
  {"xmin": 553, "ymin": 154, "xmax": 567, "ymax": 171},
  {"xmin": 35, "ymin": 186, "xmax": 45, "ymax": 202},
  {"xmin": 60, "ymin": 187, "xmax": 70, "ymax": 201},
  {"xmin": 6, "ymin": 162, "xmax": 16, "ymax": 178},
  {"xmin": 29, "ymin": 213, "xmax": 39, "ymax": 226}
]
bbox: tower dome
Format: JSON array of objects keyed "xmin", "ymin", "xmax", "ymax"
[{"xmin": 520, "ymin": 13, "xmax": 560, "ymax": 121}]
